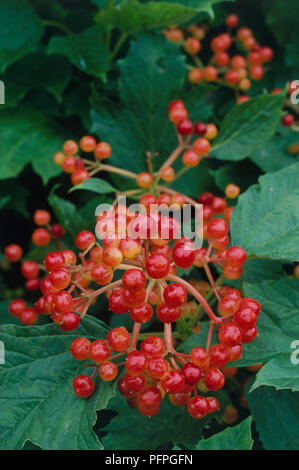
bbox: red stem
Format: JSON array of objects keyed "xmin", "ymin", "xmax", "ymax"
[{"xmin": 203, "ymin": 263, "xmax": 221, "ymax": 301}]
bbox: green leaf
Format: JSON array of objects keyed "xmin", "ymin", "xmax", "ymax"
[
  {"xmin": 233, "ymin": 279, "xmax": 299, "ymax": 369},
  {"xmin": 101, "ymin": 390, "xmax": 228, "ymax": 450},
  {"xmin": 91, "ymin": 33, "xmax": 186, "ymax": 173},
  {"xmin": 95, "ymin": 0, "xmax": 221, "ymax": 34},
  {"xmin": 195, "ymin": 417, "xmax": 253, "ymax": 450},
  {"xmin": 246, "ymin": 382, "xmax": 299, "ymax": 450},
  {"xmin": 0, "ymin": 0, "xmax": 44, "ymax": 72},
  {"xmin": 1, "ymin": 53, "xmax": 71, "ymax": 105},
  {"xmin": 211, "ymin": 92, "xmax": 285, "ymax": 161},
  {"xmin": 47, "ymin": 25, "xmax": 110, "ymax": 76},
  {"xmin": 0, "ymin": 109, "xmax": 64, "ymax": 184},
  {"xmin": 241, "ymin": 258, "xmax": 286, "ymax": 283},
  {"xmin": 69, "ymin": 177, "xmax": 116, "ymax": 195},
  {"xmin": 0, "ymin": 180, "xmax": 29, "ymax": 217},
  {"xmin": 48, "ymin": 192, "xmax": 86, "ymax": 239},
  {"xmin": 249, "ymin": 126, "xmax": 299, "ymax": 173},
  {"xmin": 210, "ymin": 160, "xmax": 261, "ymax": 193},
  {"xmin": 0, "ymin": 316, "xmax": 115, "ymax": 450},
  {"xmin": 250, "ymin": 356, "xmax": 299, "ymax": 393},
  {"xmin": 231, "ymin": 162, "xmax": 299, "ymax": 261}
]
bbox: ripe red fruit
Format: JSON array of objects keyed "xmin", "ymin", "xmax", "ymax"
[
  {"xmin": 182, "ymin": 150, "xmax": 200, "ymax": 167},
  {"xmin": 188, "ymin": 68, "xmax": 203, "ymax": 84},
  {"xmin": 32, "ymin": 228, "xmax": 51, "ymax": 247},
  {"xmin": 225, "ymin": 69, "xmax": 240, "ymax": 85},
  {"xmin": 184, "ymin": 37, "xmax": 201, "ymax": 55},
  {"xmin": 62, "ymin": 155, "xmax": 76, "ymax": 173},
  {"xmin": 223, "ymin": 264, "xmax": 243, "ymax": 280},
  {"xmin": 181, "ymin": 362, "xmax": 202, "ymax": 385},
  {"xmin": 122, "ymin": 269, "xmax": 147, "ymax": 290},
  {"xmin": 4, "ymin": 244, "xmax": 23, "ymax": 262},
  {"xmin": 211, "ymin": 196, "xmax": 227, "ymax": 214},
  {"xmin": 199, "ymin": 192, "xmax": 213, "ymax": 205},
  {"xmin": 207, "ymin": 218, "xmax": 229, "ymax": 239},
  {"xmin": 50, "ymin": 267, "xmax": 71, "ymax": 290},
  {"xmin": 21, "ymin": 260, "xmax": 39, "ymax": 279},
  {"xmin": 168, "ymin": 100, "xmax": 184, "ymax": 112},
  {"xmin": 63, "ymin": 140, "xmax": 78, "ymax": 156},
  {"xmin": 130, "ymin": 303, "xmax": 153, "ymax": 323},
  {"xmin": 214, "ymin": 51, "xmax": 230, "ymax": 67},
  {"xmin": 204, "ymin": 368, "xmax": 225, "ymax": 390},
  {"xmin": 161, "ymin": 370, "xmax": 185, "ymax": 393},
  {"xmin": 75, "ymin": 231, "xmax": 96, "ymax": 250},
  {"xmin": 241, "ymin": 325, "xmax": 258, "ymax": 343},
  {"xmin": 70, "ymin": 337, "xmax": 91, "ymax": 360},
  {"xmin": 44, "ymin": 251, "xmax": 65, "ymax": 272},
  {"xmin": 90, "ymin": 340, "xmax": 111, "ymax": 362},
  {"xmin": 79, "ymin": 135, "xmax": 96, "ymax": 152},
  {"xmin": 94, "ymin": 142, "xmax": 111, "ymax": 159},
  {"xmin": 138, "ymin": 386, "xmax": 162, "ymax": 408},
  {"xmin": 177, "ymin": 119, "xmax": 193, "ymax": 136},
  {"xmin": 203, "ymin": 66, "xmax": 218, "ymax": 82},
  {"xmin": 169, "ymin": 105, "xmax": 188, "ymax": 125},
  {"xmin": 25, "ymin": 278, "xmax": 40, "ymax": 291},
  {"xmin": 107, "ymin": 327, "xmax": 131, "ymax": 351},
  {"xmin": 33, "ymin": 209, "xmax": 51, "ymax": 226},
  {"xmin": 161, "ymin": 166, "xmax": 175, "ymax": 182},
  {"xmin": 51, "ymin": 224, "xmax": 65, "ymax": 238},
  {"xmin": 281, "ymin": 114, "xmax": 295, "ymax": 127},
  {"xmin": 218, "ymin": 322, "xmax": 242, "ymax": 347},
  {"xmin": 123, "ymin": 374, "xmax": 146, "ymax": 393},
  {"xmin": 157, "ymin": 303, "xmax": 181, "ymax": 322},
  {"xmin": 19, "ymin": 308, "xmax": 38, "ymax": 325},
  {"xmin": 193, "ymin": 137, "xmax": 211, "ymax": 156},
  {"xmin": 226, "ymin": 14, "xmax": 238, "ymax": 28},
  {"xmin": 109, "ymin": 289, "xmax": 128, "ymax": 314},
  {"xmin": 99, "ymin": 361, "xmax": 118, "ymax": 381},
  {"xmin": 194, "ymin": 122, "xmax": 207, "ymax": 136},
  {"xmin": 71, "ymin": 169, "xmax": 90, "ymax": 186},
  {"xmin": 147, "ymin": 356, "xmax": 170, "ymax": 380},
  {"xmin": 169, "ymin": 392, "xmax": 190, "ymax": 407},
  {"xmin": 260, "ymin": 47, "xmax": 273, "ymax": 63},
  {"xmin": 188, "ymin": 396, "xmax": 209, "ymax": 418},
  {"xmin": 207, "ymin": 396, "xmax": 219, "ymax": 413},
  {"xmin": 172, "ymin": 240, "xmax": 195, "ymax": 269},
  {"xmin": 136, "ymin": 172, "xmax": 153, "ymax": 189},
  {"xmin": 209, "ymin": 344, "xmax": 231, "ymax": 368},
  {"xmin": 163, "ymin": 283, "xmax": 187, "ymax": 307},
  {"xmin": 126, "ymin": 350, "xmax": 147, "ymax": 376},
  {"xmin": 140, "ymin": 336, "xmax": 164, "ymax": 358},
  {"xmin": 146, "ymin": 254, "xmax": 170, "ymax": 279},
  {"xmin": 92, "ymin": 263, "xmax": 113, "ymax": 285},
  {"xmin": 229, "ymin": 343, "xmax": 243, "ymax": 361},
  {"xmin": 234, "ymin": 307, "xmax": 257, "ymax": 329},
  {"xmin": 73, "ymin": 375, "xmax": 95, "ymax": 398},
  {"xmin": 239, "ymin": 298, "xmax": 261, "ymax": 316},
  {"xmin": 9, "ymin": 299, "xmax": 26, "ymax": 317},
  {"xmin": 249, "ymin": 65, "xmax": 264, "ymax": 80},
  {"xmin": 123, "ymin": 288, "xmax": 146, "ymax": 308},
  {"xmin": 52, "ymin": 290, "xmax": 73, "ymax": 313},
  {"xmin": 59, "ymin": 312, "xmax": 80, "ymax": 331},
  {"xmin": 190, "ymin": 347, "xmax": 209, "ymax": 369},
  {"xmin": 225, "ymin": 246, "xmax": 247, "ymax": 267}
]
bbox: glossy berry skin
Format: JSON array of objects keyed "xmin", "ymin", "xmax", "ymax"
[
  {"xmin": 33, "ymin": 209, "xmax": 51, "ymax": 226},
  {"xmin": 9, "ymin": 299, "xmax": 26, "ymax": 317},
  {"xmin": 52, "ymin": 291, "xmax": 73, "ymax": 313},
  {"xmin": 157, "ymin": 303, "xmax": 181, "ymax": 323},
  {"xmin": 169, "ymin": 106, "xmax": 188, "ymax": 125},
  {"xmin": 99, "ymin": 361, "xmax": 118, "ymax": 381},
  {"xmin": 50, "ymin": 267, "xmax": 71, "ymax": 290},
  {"xmin": 44, "ymin": 251, "xmax": 65, "ymax": 272},
  {"xmin": 146, "ymin": 254, "xmax": 170, "ymax": 279},
  {"xmin": 71, "ymin": 169, "xmax": 90, "ymax": 186},
  {"xmin": 63, "ymin": 140, "xmax": 78, "ymax": 156},
  {"xmin": 122, "ymin": 269, "xmax": 147, "ymax": 290},
  {"xmin": 172, "ymin": 240, "xmax": 195, "ymax": 269},
  {"xmin": 218, "ymin": 322, "xmax": 242, "ymax": 347},
  {"xmin": 130, "ymin": 303, "xmax": 153, "ymax": 323},
  {"xmin": 241, "ymin": 325, "xmax": 258, "ymax": 344},
  {"xmin": 141, "ymin": 336, "xmax": 164, "ymax": 358},
  {"xmin": 214, "ymin": 51, "xmax": 230, "ymax": 67},
  {"xmin": 177, "ymin": 119, "xmax": 193, "ymax": 135},
  {"xmin": 147, "ymin": 356, "xmax": 170, "ymax": 380},
  {"xmin": 126, "ymin": 351, "xmax": 147, "ymax": 376},
  {"xmin": 182, "ymin": 150, "xmax": 200, "ymax": 167},
  {"xmin": 25, "ymin": 278, "xmax": 40, "ymax": 291},
  {"xmin": 59, "ymin": 312, "xmax": 80, "ymax": 331},
  {"xmin": 73, "ymin": 375, "xmax": 95, "ymax": 398},
  {"xmin": 225, "ymin": 246, "xmax": 247, "ymax": 267},
  {"xmin": 229, "ymin": 343, "xmax": 243, "ymax": 361},
  {"xmin": 79, "ymin": 135, "xmax": 96, "ymax": 152},
  {"xmin": 281, "ymin": 114, "xmax": 295, "ymax": 127},
  {"xmin": 4, "ymin": 244, "xmax": 23, "ymax": 262},
  {"xmin": 211, "ymin": 196, "xmax": 227, "ymax": 214},
  {"xmin": 161, "ymin": 166, "xmax": 175, "ymax": 182},
  {"xmin": 234, "ymin": 307, "xmax": 257, "ymax": 329},
  {"xmin": 109, "ymin": 289, "xmax": 128, "ymax": 314},
  {"xmin": 169, "ymin": 392, "xmax": 190, "ymax": 407},
  {"xmin": 199, "ymin": 192, "xmax": 213, "ymax": 205},
  {"xmin": 209, "ymin": 344, "xmax": 231, "ymax": 368},
  {"xmin": 161, "ymin": 370, "xmax": 185, "ymax": 393},
  {"xmin": 138, "ymin": 386, "xmax": 162, "ymax": 409},
  {"xmin": 188, "ymin": 396, "xmax": 209, "ymax": 418},
  {"xmin": 181, "ymin": 362, "xmax": 202, "ymax": 385},
  {"xmin": 207, "ymin": 396, "xmax": 219, "ymax": 413},
  {"xmin": 260, "ymin": 47, "xmax": 273, "ymax": 63},
  {"xmin": 92, "ymin": 263, "xmax": 113, "ymax": 285},
  {"xmin": 21, "ymin": 261, "xmax": 39, "ymax": 279},
  {"xmin": 239, "ymin": 298, "xmax": 261, "ymax": 316},
  {"xmin": 163, "ymin": 283, "xmax": 187, "ymax": 307},
  {"xmin": 207, "ymin": 218, "xmax": 229, "ymax": 239},
  {"xmin": 107, "ymin": 327, "xmax": 131, "ymax": 351},
  {"xmin": 62, "ymin": 156, "xmax": 76, "ymax": 173},
  {"xmin": 90, "ymin": 340, "xmax": 111, "ymax": 363},
  {"xmin": 76, "ymin": 231, "xmax": 96, "ymax": 250},
  {"xmin": 19, "ymin": 308, "xmax": 38, "ymax": 325},
  {"xmin": 51, "ymin": 224, "xmax": 65, "ymax": 238},
  {"xmin": 190, "ymin": 347, "xmax": 209, "ymax": 370},
  {"xmin": 123, "ymin": 288, "xmax": 146, "ymax": 308},
  {"xmin": 70, "ymin": 337, "xmax": 91, "ymax": 360},
  {"xmin": 204, "ymin": 368, "xmax": 225, "ymax": 391},
  {"xmin": 184, "ymin": 37, "xmax": 201, "ymax": 55},
  {"xmin": 223, "ymin": 264, "xmax": 243, "ymax": 280},
  {"xmin": 136, "ymin": 172, "xmax": 153, "ymax": 189},
  {"xmin": 32, "ymin": 228, "xmax": 51, "ymax": 247},
  {"xmin": 193, "ymin": 137, "xmax": 210, "ymax": 156},
  {"xmin": 123, "ymin": 374, "xmax": 146, "ymax": 393},
  {"xmin": 94, "ymin": 142, "xmax": 111, "ymax": 159}
]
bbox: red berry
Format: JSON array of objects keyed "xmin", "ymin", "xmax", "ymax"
[
  {"xmin": 99, "ymin": 361, "xmax": 118, "ymax": 381},
  {"xmin": 281, "ymin": 114, "xmax": 295, "ymax": 127},
  {"xmin": 94, "ymin": 142, "xmax": 111, "ymax": 159},
  {"xmin": 207, "ymin": 218, "xmax": 229, "ymax": 239},
  {"xmin": 21, "ymin": 261, "xmax": 39, "ymax": 279},
  {"xmin": 203, "ymin": 66, "xmax": 218, "ymax": 81},
  {"xmin": 92, "ymin": 263, "xmax": 113, "ymax": 285},
  {"xmin": 177, "ymin": 119, "xmax": 193, "ymax": 136},
  {"xmin": 204, "ymin": 367, "xmax": 225, "ymax": 390},
  {"xmin": 260, "ymin": 47, "xmax": 273, "ymax": 63},
  {"xmin": 199, "ymin": 192, "xmax": 214, "ymax": 205},
  {"xmin": 62, "ymin": 155, "xmax": 76, "ymax": 173},
  {"xmin": 136, "ymin": 172, "xmax": 153, "ymax": 189},
  {"xmin": 211, "ymin": 196, "xmax": 227, "ymax": 214},
  {"xmin": 249, "ymin": 65, "xmax": 264, "ymax": 80},
  {"xmin": 207, "ymin": 396, "xmax": 220, "ymax": 413},
  {"xmin": 234, "ymin": 307, "xmax": 257, "ymax": 329},
  {"xmin": 238, "ymin": 298, "xmax": 261, "ymax": 316},
  {"xmin": 214, "ymin": 51, "xmax": 230, "ymax": 67},
  {"xmin": 218, "ymin": 322, "xmax": 242, "ymax": 347},
  {"xmin": 71, "ymin": 169, "xmax": 90, "ymax": 186},
  {"xmin": 107, "ymin": 327, "xmax": 131, "ymax": 351},
  {"xmin": 168, "ymin": 100, "xmax": 184, "ymax": 112},
  {"xmin": 123, "ymin": 374, "xmax": 146, "ymax": 393},
  {"xmin": 52, "ymin": 290, "xmax": 73, "ymax": 313},
  {"xmin": 90, "ymin": 340, "xmax": 111, "ymax": 362},
  {"xmin": 9, "ymin": 299, "xmax": 26, "ymax": 317},
  {"xmin": 181, "ymin": 362, "xmax": 202, "ymax": 385},
  {"xmin": 169, "ymin": 105, "xmax": 188, "ymax": 125},
  {"xmin": 44, "ymin": 251, "xmax": 65, "ymax": 272},
  {"xmin": 157, "ymin": 303, "xmax": 181, "ymax": 322},
  {"xmin": 76, "ymin": 231, "xmax": 96, "ymax": 250},
  {"xmin": 33, "ymin": 210, "xmax": 51, "ymax": 226},
  {"xmin": 141, "ymin": 336, "xmax": 164, "ymax": 358},
  {"xmin": 229, "ymin": 343, "xmax": 243, "ymax": 361},
  {"xmin": 209, "ymin": 344, "xmax": 231, "ymax": 368},
  {"xmin": 225, "ymin": 246, "xmax": 247, "ymax": 267},
  {"xmin": 80, "ymin": 135, "xmax": 96, "ymax": 152},
  {"xmin": 51, "ymin": 224, "xmax": 65, "ymax": 238},
  {"xmin": 109, "ymin": 289, "xmax": 128, "ymax": 314},
  {"xmin": 163, "ymin": 283, "xmax": 187, "ymax": 307},
  {"xmin": 123, "ymin": 288, "xmax": 146, "ymax": 308},
  {"xmin": 50, "ymin": 267, "xmax": 71, "ymax": 290},
  {"xmin": 188, "ymin": 396, "xmax": 209, "ymax": 418},
  {"xmin": 223, "ymin": 264, "xmax": 243, "ymax": 280},
  {"xmin": 122, "ymin": 269, "xmax": 146, "ymax": 290},
  {"xmin": 147, "ymin": 356, "xmax": 170, "ymax": 380},
  {"xmin": 70, "ymin": 337, "xmax": 91, "ymax": 360},
  {"xmin": 4, "ymin": 244, "xmax": 23, "ymax": 262},
  {"xmin": 190, "ymin": 347, "xmax": 209, "ymax": 369},
  {"xmin": 225, "ymin": 69, "xmax": 240, "ymax": 85},
  {"xmin": 194, "ymin": 122, "xmax": 207, "ymax": 136},
  {"xmin": 146, "ymin": 254, "xmax": 170, "ymax": 279},
  {"xmin": 172, "ymin": 240, "xmax": 195, "ymax": 269},
  {"xmin": 241, "ymin": 325, "xmax": 258, "ymax": 343},
  {"xmin": 169, "ymin": 392, "xmax": 190, "ymax": 407},
  {"xmin": 59, "ymin": 312, "xmax": 80, "ymax": 331},
  {"xmin": 73, "ymin": 375, "xmax": 95, "ymax": 398},
  {"xmin": 130, "ymin": 303, "xmax": 153, "ymax": 323},
  {"xmin": 226, "ymin": 14, "xmax": 238, "ymax": 28},
  {"xmin": 63, "ymin": 140, "xmax": 78, "ymax": 156},
  {"xmin": 32, "ymin": 228, "xmax": 51, "ymax": 247},
  {"xmin": 193, "ymin": 137, "xmax": 210, "ymax": 156},
  {"xmin": 184, "ymin": 37, "xmax": 201, "ymax": 55},
  {"xmin": 126, "ymin": 350, "xmax": 147, "ymax": 376},
  {"xmin": 182, "ymin": 150, "xmax": 200, "ymax": 167},
  {"xmin": 161, "ymin": 370, "xmax": 185, "ymax": 393},
  {"xmin": 19, "ymin": 308, "xmax": 38, "ymax": 325},
  {"xmin": 25, "ymin": 278, "xmax": 40, "ymax": 291}
]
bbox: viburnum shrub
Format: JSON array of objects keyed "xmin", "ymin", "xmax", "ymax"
[{"xmin": 4, "ymin": 98, "xmax": 262, "ymax": 420}]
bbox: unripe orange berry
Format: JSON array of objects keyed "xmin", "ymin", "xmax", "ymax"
[
  {"xmin": 225, "ymin": 183, "xmax": 240, "ymax": 199},
  {"xmin": 136, "ymin": 172, "xmax": 153, "ymax": 188},
  {"xmin": 188, "ymin": 68, "xmax": 203, "ymax": 84},
  {"xmin": 33, "ymin": 210, "xmax": 51, "ymax": 226},
  {"xmin": 166, "ymin": 28, "xmax": 183, "ymax": 43},
  {"xmin": 204, "ymin": 123, "xmax": 218, "ymax": 140},
  {"xmin": 239, "ymin": 78, "xmax": 251, "ymax": 91},
  {"xmin": 161, "ymin": 166, "xmax": 175, "ymax": 182},
  {"xmin": 53, "ymin": 152, "xmax": 65, "ymax": 165}
]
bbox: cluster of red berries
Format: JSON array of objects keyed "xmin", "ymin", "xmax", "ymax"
[
  {"xmin": 53, "ymin": 136, "xmax": 112, "ymax": 186},
  {"xmin": 163, "ymin": 14, "xmax": 274, "ymax": 104},
  {"xmin": 271, "ymin": 81, "xmax": 299, "ymax": 128}
]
